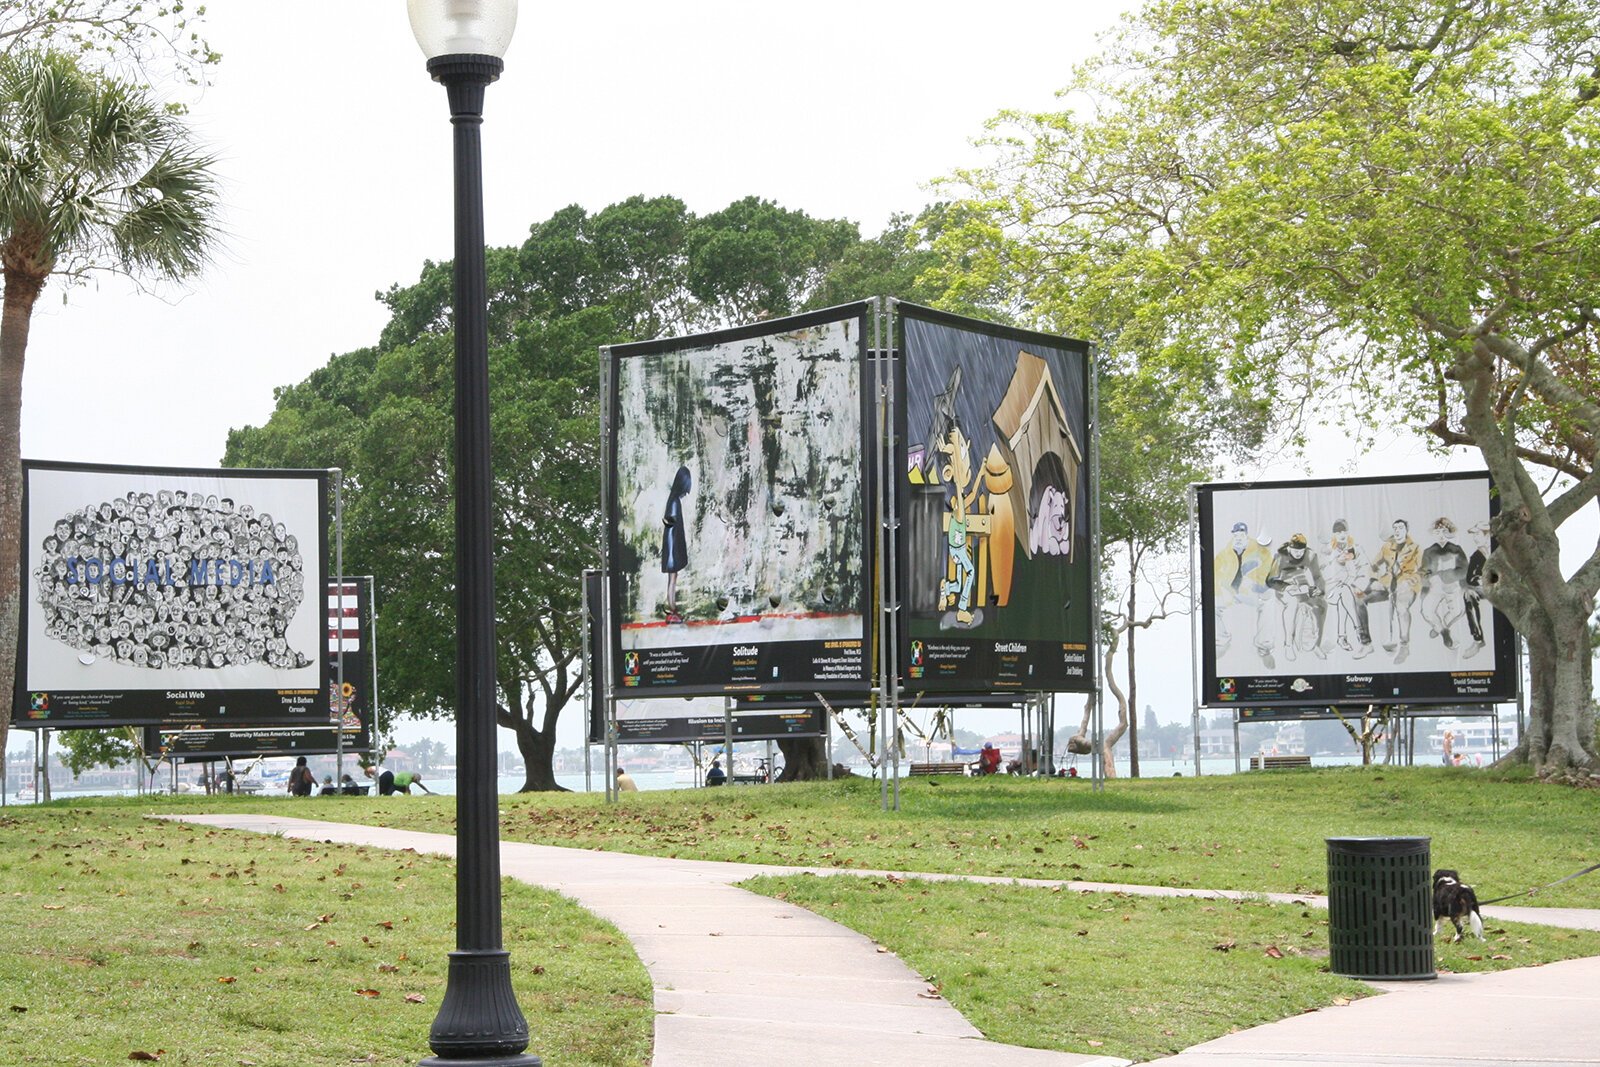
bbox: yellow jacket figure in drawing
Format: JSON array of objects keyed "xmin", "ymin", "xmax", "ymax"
[
  {"xmin": 1371, "ymin": 519, "xmax": 1423, "ymax": 662},
  {"xmin": 1214, "ymin": 522, "xmax": 1276, "ymax": 668}
]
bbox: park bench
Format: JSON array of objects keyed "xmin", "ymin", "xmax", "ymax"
[
  {"xmin": 1249, "ymin": 754, "xmax": 1312, "ymax": 770},
  {"xmin": 909, "ymin": 761, "xmax": 971, "ymax": 777},
  {"xmin": 730, "ymin": 774, "xmax": 768, "ymax": 785}
]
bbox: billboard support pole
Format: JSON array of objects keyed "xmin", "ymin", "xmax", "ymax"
[
  {"xmin": 1188, "ymin": 486, "xmax": 1203, "ymax": 777},
  {"xmin": 884, "ymin": 298, "xmax": 902, "ymax": 811},
  {"xmin": 1515, "ymin": 634, "xmax": 1527, "ymax": 739},
  {"xmin": 724, "ymin": 696, "xmax": 734, "ymax": 784},
  {"xmin": 871, "ymin": 297, "xmax": 889, "ymax": 812},
  {"xmin": 333, "ymin": 470, "xmax": 346, "ymax": 794},
  {"xmin": 1088, "ymin": 347, "xmax": 1105, "ymax": 793},
  {"xmin": 581, "ymin": 588, "xmax": 592, "ymax": 794},
  {"xmin": 366, "ymin": 576, "xmax": 379, "ymax": 765},
  {"xmin": 598, "ymin": 346, "xmax": 617, "ymax": 806}
]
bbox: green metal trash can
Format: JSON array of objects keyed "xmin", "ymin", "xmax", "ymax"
[{"xmin": 1325, "ymin": 836, "xmax": 1435, "ymax": 980}]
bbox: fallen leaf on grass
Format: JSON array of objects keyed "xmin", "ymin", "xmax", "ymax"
[
  {"xmin": 377, "ymin": 964, "xmax": 399, "ymax": 973},
  {"xmin": 9, "ymin": 1005, "xmax": 26, "ymax": 1013},
  {"xmin": 1213, "ymin": 939, "xmax": 1236, "ymax": 952},
  {"xmin": 1491, "ymin": 954, "xmax": 1512, "ymax": 960},
  {"xmin": 374, "ymin": 921, "xmax": 394, "ymax": 930},
  {"xmin": 1332, "ymin": 997, "xmax": 1351, "ymax": 1006},
  {"xmin": 217, "ymin": 976, "xmax": 237, "ymax": 984},
  {"xmin": 1264, "ymin": 946, "xmax": 1284, "ymax": 959},
  {"xmin": 127, "ymin": 1052, "xmax": 164, "ymax": 1061},
  {"xmin": 1465, "ymin": 955, "xmax": 1483, "ymax": 961},
  {"xmin": 354, "ymin": 988, "xmax": 380, "ymax": 998},
  {"xmin": 41, "ymin": 904, "xmax": 64, "ymax": 911},
  {"xmin": 404, "ymin": 994, "xmax": 425, "ymax": 1004}
]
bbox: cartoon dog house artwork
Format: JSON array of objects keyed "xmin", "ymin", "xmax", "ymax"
[
  {"xmin": 909, "ymin": 349, "xmax": 1082, "ymax": 624},
  {"xmin": 993, "ymin": 350, "xmax": 1081, "ymax": 567}
]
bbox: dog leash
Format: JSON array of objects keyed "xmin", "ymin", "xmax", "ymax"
[{"xmin": 1477, "ymin": 861, "xmax": 1600, "ymax": 905}]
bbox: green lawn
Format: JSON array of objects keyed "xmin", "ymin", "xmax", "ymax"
[
  {"xmin": 17, "ymin": 767, "xmax": 1597, "ymax": 1065},
  {"xmin": 742, "ymin": 872, "xmax": 1600, "ymax": 1062},
  {"xmin": 0, "ymin": 804, "xmax": 651, "ymax": 1067},
  {"xmin": 305, "ymin": 765, "xmax": 1600, "ymax": 907}
]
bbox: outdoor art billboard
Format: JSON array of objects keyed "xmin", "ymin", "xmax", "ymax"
[
  {"xmin": 613, "ymin": 695, "xmax": 826, "ymax": 744},
  {"xmin": 607, "ymin": 305, "xmax": 872, "ymax": 695},
  {"xmin": 133, "ymin": 577, "xmax": 373, "ymax": 759},
  {"xmin": 324, "ymin": 576, "xmax": 375, "ymax": 750},
  {"xmin": 1197, "ymin": 472, "xmax": 1518, "ymax": 707},
  {"xmin": 16, "ymin": 460, "xmax": 330, "ymax": 726},
  {"xmin": 896, "ymin": 305, "xmax": 1095, "ymax": 692}
]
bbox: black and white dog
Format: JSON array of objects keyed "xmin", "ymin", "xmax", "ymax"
[{"xmin": 1433, "ymin": 869, "xmax": 1486, "ymax": 941}]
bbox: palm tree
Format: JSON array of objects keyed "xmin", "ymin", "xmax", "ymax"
[{"xmin": 0, "ymin": 49, "xmax": 220, "ymax": 752}]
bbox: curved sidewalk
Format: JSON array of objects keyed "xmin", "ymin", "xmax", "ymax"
[
  {"xmin": 164, "ymin": 814, "xmax": 1128, "ymax": 1067},
  {"xmin": 165, "ymin": 815, "xmax": 1600, "ymax": 1067}
]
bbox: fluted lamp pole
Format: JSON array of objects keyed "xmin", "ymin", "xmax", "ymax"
[{"xmin": 406, "ymin": 2, "xmax": 538, "ymax": 1064}]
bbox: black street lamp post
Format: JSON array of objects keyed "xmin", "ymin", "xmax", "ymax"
[{"xmin": 406, "ymin": 3, "xmax": 539, "ymax": 1065}]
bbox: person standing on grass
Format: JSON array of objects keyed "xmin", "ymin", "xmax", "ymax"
[{"xmin": 287, "ymin": 756, "xmax": 315, "ymax": 797}]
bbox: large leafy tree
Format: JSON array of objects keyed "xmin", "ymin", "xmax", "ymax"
[
  {"xmin": 227, "ymin": 196, "xmax": 867, "ymax": 790},
  {"xmin": 0, "ymin": 49, "xmax": 219, "ymax": 761},
  {"xmin": 940, "ymin": 0, "xmax": 1600, "ymax": 778}
]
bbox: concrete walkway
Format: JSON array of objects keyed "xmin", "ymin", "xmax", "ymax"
[
  {"xmin": 165, "ymin": 815, "xmax": 1600, "ymax": 1066},
  {"xmin": 166, "ymin": 814, "xmax": 1128, "ymax": 1067}
]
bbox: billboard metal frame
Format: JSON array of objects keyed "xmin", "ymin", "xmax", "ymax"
[
  {"xmin": 604, "ymin": 303, "xmax": 875, "ymax": 699},
  {"xmin": 1191, "ymin": 472, "xmax": 1521, "ymax": 716},
  {"xmin": 15, "ymin": 459, "xmax": 333, "ymax": 729},
  {"xmin": 892, "ymin": 303, "xmax": 1098, "ymax": 696}
]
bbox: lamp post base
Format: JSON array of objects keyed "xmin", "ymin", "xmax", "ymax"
[{"xmin": 420, "ymin": 949, "xmax": 541, "ymax": 1066}]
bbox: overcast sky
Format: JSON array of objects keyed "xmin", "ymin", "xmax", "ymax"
[{"xmin": 18, "ymin": 3, "xmax": 1587, "ymax": 758}]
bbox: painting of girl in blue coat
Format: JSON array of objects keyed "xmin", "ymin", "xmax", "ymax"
[{"xmin": 662, "ymin": 465, "xmax": 692, "ymax": 623}]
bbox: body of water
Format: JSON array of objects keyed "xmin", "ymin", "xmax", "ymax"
[{"xmin": 7, "ymin": 751, "xmax": 1454, "ymax": 804}]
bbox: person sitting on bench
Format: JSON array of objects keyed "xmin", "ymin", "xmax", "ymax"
[{"xmin": 976, "ymin": 743, "xmax": 1002, "ymax": 776}]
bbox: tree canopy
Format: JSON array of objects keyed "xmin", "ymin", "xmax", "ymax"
[
  {"xmin": 938, "ymin": 0, "xmax": 1600, "ymax": 777},
  {"xmin": 227, "ymin": 196, "xmax": 874, "ymax": 789}
]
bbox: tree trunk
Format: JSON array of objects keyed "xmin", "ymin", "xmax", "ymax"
[
  {"xmin": 1518, "ymin": 608, "xmax": 1595, "ymax": 778},
  {"xmin": 499, "ymin": 683, "xmax": 571, "ymax": 792},
  {"xmin": 0, "ymin": 266, "xmax": 43, "ymax": 762},
  {"xmin": 775, "ymin": 735, "xmax": 827, "ymax": 781},
  {"xmin": 511, "ymin": 718, "xmax": 564, "ymax": 791},
  {"xmin": 1455, "ymin": 344, "xmax": 1597, "ymax": 778},
  {"xmin": 1101, "ymin": 627, "xmax": 1128, "ymax": 777},
  {"xmin": 1127, "ymin": 551, "xmax": 1140, "ymax": 778}
]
